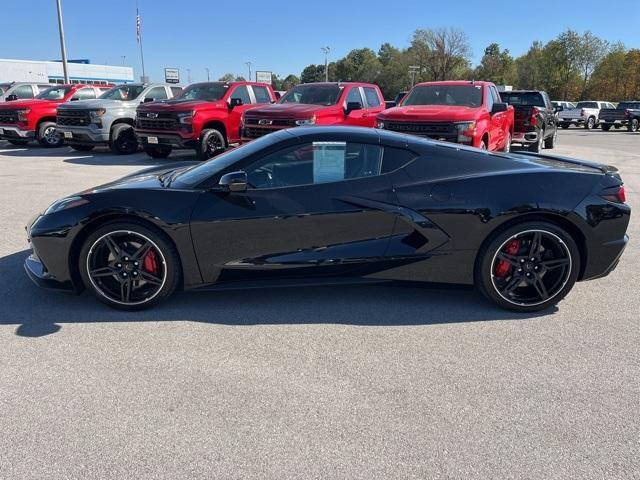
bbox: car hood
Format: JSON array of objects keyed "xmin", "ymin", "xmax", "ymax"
[
  {"xmin": 137, "ymin": 98, "xmax": 226, "ymax": 112},
  {"xmin": 58, "ymin": 99, "xmax": 135, "ymax": 110},
  {"xmin": 84, "ymin": 161, "xmax": 196, "ymax": 193},
  {"xmin": 244, "ymin": 103, "xmax": 336, "ymax": 119},
  {"xmin": 379, "ymin": 105, "xmax": 481, "ymax": 122},
  {"xmin": 0, "ymin": 99, "xmax": 57, "ymax": 110}
]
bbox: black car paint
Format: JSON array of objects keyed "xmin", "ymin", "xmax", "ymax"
[{"xmin": 25, "ymin": 126, "xmax": 630, "ymax": 296}]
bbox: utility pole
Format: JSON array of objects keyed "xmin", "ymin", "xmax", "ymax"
[
  {"xmin": 55, "ymin": 0, "xmax": 70, "ymax": 83},
  {"xmin": 121, "ymin": 55, "xmax": 126, "ymax": 66},
  {"xmin": 205, "ymin": 67, "xmax": 210, "ymax": 82},
  {"xmin": 408, "ymin": 65, "xmax": 421, "ymax": 87},
  {"xmin": 245, "ymin": 62, "xmax": 252, "ymax": 81},
  {"xmin": 136, "ymin": 4, "xmax": 147, "ymax": 82},
  {"xmin": 321, "ymin": 46, "xmax": 330, "ymax": 82}
]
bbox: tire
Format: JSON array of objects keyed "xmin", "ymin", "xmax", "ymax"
[
  {"xmin": 37, "ymin": 121, "xmax": 64, "ymax": 147},
  {"xmin": 544, "ymin": 128, "xmax": 557, "ymax": 149},
  {"xmin": 502, "ymin": 133, "xmax": 511, "ymax": 153},
  {"xmin": 7, "ymin": 139, "xmax": 29, "ymax": 146},
  {"xmin": 197, "ymin": 128, "xmax": 227, "ymax": 161},
  {"xmin": 585, "ymin": 117, "xmax": 596, "ymax": 130},
  {"xmin": 475, "ymin": 221, "xmax": 580, "ymax": 312},
  {"xmin": 143, "ymin": 144, "xmax": 172, "ymax": 159},
  {"xmin": 78, "ymin": 220, "xmax": 182, "ymax": 310},
  {"xmin": 479, "ymin": 140, "xmax": 487, "ymax": 150},
  {"xmin": 628, "ymin": 118, "xmax": 639, "ymax": 132},
  {"xmin": 600, "ymin": 124, "xmax": 611, "ymax": 132},
  {"xmin": 69, "ymin": 144, "xmax": 95, "ymax": 152},
  {"xmin": 560, "ymin": 123, "xmax": 569, "ymax": 129},
  {"xmin": 528, "ymin": 131, "xmax": 543, "ymax": 153},
  {"xmin": 109, "ymin": 123, "xmax": 138, "ymax": 155}
]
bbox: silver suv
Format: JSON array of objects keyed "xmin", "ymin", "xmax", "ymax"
[
  {"xmin": 0, "ymin": 82, "xmax": 53, "ymax": 102},
  {"xmin": 56, "ymin": 83, "xmax": 182, "ymax": 154}
]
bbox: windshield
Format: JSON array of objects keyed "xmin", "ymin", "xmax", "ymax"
[
  {"xmin": 500, "ymin": 92, "xmax": 545, "ymax": 106},
  {"xmin": 403, "ymin": 84, "xmax": 483, "ymax": 107},
  {"xmin": 176, "ymin": 83, "xmax": 228, "ymax": 101},
  {"xmin": 618, "ymin": 102, "xmax": 640, "ymax": 109},
  {"xmin": 100, "ymin": 85, "xmax": 145, "ymax": 101},
  {"xmin": 279, "ymin": 84, "xmax": 342, "ymax": 106},
  {"xmin": 172, "ymin": 134, "xmax": 281, "ymax": 188},
  {"xmin": 36, "ymin": 86, "xmax": 72, "ymax": 100},
  {"xmin": 576, "ymin": 102, "xmax": 598, "ymax": 109}
]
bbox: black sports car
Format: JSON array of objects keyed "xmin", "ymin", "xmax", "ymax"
[{"xmin": 25, "ymin": 126, "xmax": 630, "ymax": 312}]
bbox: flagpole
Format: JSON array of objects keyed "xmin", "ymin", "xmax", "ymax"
[{"xmin": 136, "ymin": 4, "xmax": 146, "ymax": 82}]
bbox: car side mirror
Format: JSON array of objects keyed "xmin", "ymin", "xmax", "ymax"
[
  {"xmin": 491, "ymin": 102, "xmax": 508, "ymax": 114},
  {"xmin": 6, "ymin": 94, "xmax": 18, "ymax": 102},
  {"xmin": 143, "ymin": 97, "xmax": 155, "ymax": 103},
  {"xmin": 345, "ymin": 101, "xmax": 362, "ymax": 114},
  {"xmin": 219, "ymin": 171, "xmax": 248, "ymax": 192},
  {"xmin": 229, "ymin": 98, "xmax": 243, "ymax": 108}
]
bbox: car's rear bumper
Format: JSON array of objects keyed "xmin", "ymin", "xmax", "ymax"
[
  {"xmin": 56, "ymin": 126, "xmax": 109, "ymax": 145},
  {"xmin": 24, "ymin": 253, "xmax": 77, "ymax": 292},
  {"xmin": 0, "ymin": 125, "xmax": 35, "ymax": 139},
  {"xmin": 582, "ymin": 234, "xmax": 629, "ymax": 281},
  {"xmin": 512, "ymin": 130, "xmax": 540, "ymax": 144}
]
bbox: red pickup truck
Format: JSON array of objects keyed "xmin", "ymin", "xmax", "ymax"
[
  {"xmin": 241, "ymin": 82, "xmax": 385, "ymax": 141},
  {"xmin": 376, "ymin": 81, "xmax": 514, "ymax": 151},
  {"xmin": 135, "ymin": 81, "xmax": 276, "ymax": 159},
  {"xmin": 0, "ymin": 84, "xmax": 110, "ymax": 147}
]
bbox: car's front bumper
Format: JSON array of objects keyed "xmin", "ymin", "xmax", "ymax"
[
  {"xmin": 56, "ymin": 126, "xmax": 110, "ymax": 145},
  {"xmin": 24, "ymin": 253, "xmax": 76, "ymax": 292},
  {"xmin": 0, "ymin": 125, "xmax": 35, "ymax": 139},
  {"xmin": 136, "ymin": 130, "xmax": 196, "ymax": 149}
]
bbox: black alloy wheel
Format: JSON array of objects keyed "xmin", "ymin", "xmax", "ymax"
[
  {"xmin": 529, "ymin": 132, "xmax": 543, "ymax": 152},
  {"xmin": 110, "ymin": 123, "xmax": 138, "ymax": 155},
  {"xmin": 629, "ymin": 118, "xmax": 639, "ymax": 132},
  {"xmin": 544, "ymin": 128, "xmax": 557, "ymax": 149},
  {"xmin": 198, "ymin": 128, "xmax": 226, "ymax": 160}
]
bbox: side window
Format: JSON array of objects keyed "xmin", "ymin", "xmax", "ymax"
[
  {"xmin": 72, "ymin": 88, "xmax": 96, "ymax": 100},
  {"xmin": 252, "ymin": 86, "xmax": 272, "ymax": 104},
  {"xmin": 145, "ymin": 86, "xmax": 168, "ymax": 101},
  {"xmin": 345, "ymin": 87, "xmax": 364, "ymax": 107},
  {"xmin": 381, "ymin": 147, "xmax": 417, "ymax": 174},
  {"xmin": 485, "ymin": 87, "xmax": 494, "ymax": 112},
  {"xmin": 244, "ymin": 141, "xmax": 383, "ymax": 189},
  {"xmin": 170, "ymin": 86, "xmax": 182, "ymax": 97},
  {"xmin": 230, "ymin": 85, "xmax": 251, "ymax": 104},
  {"xmin": 363, "ymin": 87, "xmax": 381, "ymax": 108},
  {"xmin": 14, "ymin": 85, "xmax": 34, "ymax": 99}
]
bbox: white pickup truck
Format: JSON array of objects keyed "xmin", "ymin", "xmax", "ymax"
[{"xmin": 559, "ymin": 101, "xmax": 616, "ymax": 130}]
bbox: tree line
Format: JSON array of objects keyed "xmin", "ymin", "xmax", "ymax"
[{"xmin": 220, "ymin": 28, "xmax": 640, "ymax": 102}]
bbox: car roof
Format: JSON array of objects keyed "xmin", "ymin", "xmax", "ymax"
[
  {"xmin": 299, "ymin": 82, "xmax": 379, "ymax": 88},
  {"xmin": 414, "ymin": 80, "xmax": 492, "ymax": 87}
]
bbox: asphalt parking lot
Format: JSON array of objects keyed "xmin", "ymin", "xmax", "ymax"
[{"xmin": 0, "ymin": 130, "xmax": 638, "ymax": 479}]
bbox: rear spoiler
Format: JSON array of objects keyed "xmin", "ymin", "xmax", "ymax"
[{"xmin": 514, "ymin": 151, "xmax": 619, "ymax": 175}]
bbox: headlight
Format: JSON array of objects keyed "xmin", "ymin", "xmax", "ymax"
[
  {"xmin": 376, "ymin": 121, "xmax": 385, "ymax": 129},
  {"xmin": 44, "ymin": 196, "xmax": 89, "ymax": 215},
  {"xmin": 89, "ymin": 109, "xmax": 106, "ymax": 123},
  {"xmin": 456, "ymin": 121, "xmax": 477, "ymax": 143},
  {"xmin": 17, "ymin": 108, "xmax": 30, "ymax": 122},
  {"xmin": 295, "ymin": 116, "xmax": 316, "ymax": 126},
  {"xmin": 177, "ymin": 111, "xmax": 193, "ymax": 124}
]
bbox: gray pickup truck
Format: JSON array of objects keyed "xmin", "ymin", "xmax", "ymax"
[{"xmin": 56, "ymin": 83, "xmax": 182, "ymax": 154}]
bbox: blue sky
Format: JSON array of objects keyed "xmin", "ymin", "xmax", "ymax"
[{"xmin": 2, "ymin": 0, "xmax": 639, "ymax": 83}]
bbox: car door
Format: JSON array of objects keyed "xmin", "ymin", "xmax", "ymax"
[
  {"xmin": 226, "ymin": 85, "xmax": 257, "ymax": 143},
  {"xmin": 342, "ymin": 86, "xmax": 372, "ymax": 127},
  {"xmin": 486, "ymin": 85, "xmax": 503, "ymax": 150},
  {"xmin": 189, "ymin": 137, "xmax": 399, "ymax": 283},
  {"xmin": 361, "ymin": 86, "xmax": 386, "ymax": 127}
]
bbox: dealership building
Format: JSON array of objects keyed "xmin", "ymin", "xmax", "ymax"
[{"xmin": 0, "ymin": 58, "xmax": 134, "ymax": 85}]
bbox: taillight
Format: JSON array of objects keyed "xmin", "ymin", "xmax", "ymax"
[
  {"xmin": 601, "ymin": 184, "xmax": 626, "ymax": 204},
  {"xmin": 530, "ymin": 107, "xmax": 539, "ymax": 126},
  {"xmin": 580, "ymin": 109, "xmax": 586, "ymax": 117}
]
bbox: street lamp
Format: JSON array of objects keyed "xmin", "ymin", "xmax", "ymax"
[
  {"xmin": 321, "ymin": 46, "xmax": 330, "ymax": 82},
  {"xmin": 187, "ymin": 68, "xmax": 191, "ymax": 83},
  {"xmin": 245, "ymin": 62, "xmax": 252, "ymax": 81},
  {"xmin": 408, "ymin": 65, "xmax": 421, "ymax": 87},
  {"xmin": 55, "ymin": 0, "xmax": 70, "ymax": 83},
  {"xmin": 205, "ymin": 67, "xmax": 210, "ymax": 82}
]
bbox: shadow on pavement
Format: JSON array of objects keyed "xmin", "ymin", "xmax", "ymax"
[{"xmin": 0, "ymin": 249, "xmax": 556, "ymax": 337}]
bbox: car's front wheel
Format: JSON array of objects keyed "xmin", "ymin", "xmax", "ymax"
[
  {"xmin": 79, "ymin": 221, "xmax": 181, "ymax": 310},
  {"xmin": 37, "ymin": 121, "xmax": 64, "ymax": 147},
  {"xmin": 628, "ymin": 118, "xmax": 639, "ymax": 132},
  {"xmin": 110, "ymin": 123, "xmax": 138, "ymax": 155},
  {"xmin": 197, "ymin": 128, "xmax": 227, "ymax": 160},
  {"xmin": 475, "ymin": 222, "xmax": 580, "ymax": 312}
]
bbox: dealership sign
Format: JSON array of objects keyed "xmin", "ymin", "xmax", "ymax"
[
  {"xmin": 164, "ymin": 68, "xmax": 180, "ymax": 84},
  {"xmin": 255, "ymin": 71, "xmax": 272, "ymax": 84}
]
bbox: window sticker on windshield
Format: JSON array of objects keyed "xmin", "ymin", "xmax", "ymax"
[{"xmin": 313, "ymin": 142, "xmax": 346, "ymax": 183}]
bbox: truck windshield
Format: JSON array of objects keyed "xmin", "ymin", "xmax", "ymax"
[
  {"xmin": 100, "ymin": 85, "xmax": 145, "ymax": 101},
  {"xmin": 279, "ymin": 84, "xmax": 342, "ymax": 106},
  {"xmin": 36, "ymin": 86, "xmax": 72, "ymax": 100},
  {"xmin": 176, "ymin": 83, "xmax": 228, "ymax": 101},
  {"xmin": 500, "ymin": 92, "xmax": 545, "ymax": 107},
  {"xmin": 618, "ymin": 102, "xmax": 640, "ymax": 109},
  {"xmin": 403, "ymin": 84, "xmax": 483, "ymax": 108}
]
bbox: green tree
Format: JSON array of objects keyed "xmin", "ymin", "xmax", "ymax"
[
  {"xmin": 281, "ymin": 74, "xmax": 300, "ymax": 90},
  {"xmin": 576, "ymin": 31, "xmax": 610, "ymax": 99},
  {"xmin": 410, "ymin": 28, "xmax": 472, "ymax": 81},
  {"xmin": 300, "ymin": 64, "xmax": 326, "ymax": 83},
  {"xmin": 218, "ymin": 73, "xmax": 235, "ymax": 82},
  {"xmin": 474, "ymin": 43, "xmax": 516, "ymax": 85},
  {"xmin": 515, "ymin": 41, "xmax": 544, "ymax": 89},
  {"xmin": 334, "ymin": 48, "xmax": 382, "ymax": 83},
  {"xmin": 377, "ymin": 43, "xmax": 412, "ymax": 99}
]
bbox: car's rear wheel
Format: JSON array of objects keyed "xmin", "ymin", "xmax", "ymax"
[
  {"xmin": 544, "ymin": 128, "xmax": 557, "ymax": 149},
  {"xmin": 79, "ymin": 221, "xmax": 181, "ymax": 310},
  {"xmin": 110, "ymin": 123, "xmax": 138, "ymax": 155},
  {"xmin": 69, "ymin": 144, "xmax": 95, "ymax": 152},
  {"xmin": 7, "ymin": 139, "xmax": 29, "ymax": 146},
  {"xmin": 143, "ymin": 144, "xmax": 172, "ymax": 159},
  {"xmin": 37, "ymin": 121, "xmax": 64, "ymax": 147},
  {"xmin": 197, "ymin": 128, "xmax": 227, "ymax": 161},
  {"xmin": 628, "ymin": 118, "xmax": 639, "ymax": 132},
  {"xmin": 476, "ymin": 222, "xmax": 580, "ymax": 312},
  {"xmin": 585, "ymin": 117, "xmax": 596, "ymax": 130},
  {"xmin": 502, "ymin": 133, "xmax": 511, "ymax": 153},
  {"xmin": 529, "ymin": 132, "xmax": 543, "ymax": 152},
  {"xmin": 601, "ymin": 124, "xmax": 611, "ymax": 131}
]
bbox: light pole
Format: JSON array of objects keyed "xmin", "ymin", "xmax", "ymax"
[
  {"xmin": 321, "ymin": 46, "xmax": 330, "ymax": 82},
  {"xmin": 121, "ymin": 55, "xmax": 126, "ymax": 66},
  {"xmin": 187, "ymin": 69, "xmax": 192, "ymax": 83},
  {"xmin": 205, "ymin": 67, "xmax": 210, "ymax": 82},
  {"xmin": 55, "ymin": 0, "xmax": 70, "ymax": 84},
  {"xmin": 245, "ymin": 62, "xmax": 252, "ymax": 81},
  {"xmin": 408, "ymin": 65, "xmax": 421, "ymax": 87}
]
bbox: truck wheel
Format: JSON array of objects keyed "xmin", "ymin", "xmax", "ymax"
[
  {"xmin": 585, "ymin": 117, "xmax": 596, "ymax": 130},
  {"xmin": 110, "ymin": 123, "xmax": 138, "ymax": 155},
  {"xmin": 529, "ymin": 132, "xmax": 543, "ymax": 152},
  {"xmin": 143, "ymin": 144, "xmax": 172, "ymax": 159},
  {"xmin": 560, "ymin": 123, "xmax": 569, "ymax": 129},
  {"xmin": 544, "ymin": 129, "xmax": 557, "ymax": 149},
  {"xmin": 69, "ymin": 144, "xmax": 95, "ymax": 152},
  {"xmin": 628, "ymin": 118, "xmax": 639, "ymax": 132},
  {"xmin": 37, "ymin": 121, "xmax": 64, "ymax": 148},
  {"xmin": 601, "ymin": 124, "xmax": 611, "ymax": 131},
  {"xmin": 197, "ymin": 128, "xmax": 227, "ymax": 161},
  {"xmin": 502, "ymin": 133, "xmax": 511, "ymax": 153},
  {"xmin": 8, "ymin": 139, "xmax": 29, "ymax": 146}
]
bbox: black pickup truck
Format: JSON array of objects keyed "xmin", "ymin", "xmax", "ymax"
[
  {"xmin": 599, "ymin": 101, "xmax": 640, "ymax": 132},
  {"xmin": 499, "ymin": 90, "xmax": 557, "ymax": 152}
]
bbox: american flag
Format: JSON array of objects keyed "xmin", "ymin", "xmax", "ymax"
[{"xmin": 136, "ymin": 9, "xmax": 141, "ymax": 43}]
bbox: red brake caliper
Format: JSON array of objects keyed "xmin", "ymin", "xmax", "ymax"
[
  {"xmin": 143, "ymin": 249, "xmax": 159, "ymax": 274},
  {"xmin": 495, "ymin": 239, "xmax": 520, "ymax": 277}
]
